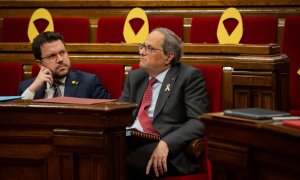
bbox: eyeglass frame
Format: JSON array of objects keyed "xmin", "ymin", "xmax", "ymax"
[
  {"xmin": 41, "ymin": 49, "xmax": 68, "ymax": 61},
  {"xmin": 138, "ymin": 43, "xmax": 164, "ymax": 54}
]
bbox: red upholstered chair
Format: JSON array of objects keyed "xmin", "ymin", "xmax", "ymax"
[
  {"xmin": 131, "ymin": 65, "xmax": 223, "ymax": 180},
  {"xmin": 2, "ymin": 17, "xmax": 89, "ymax": 42},
  {"xmin": 282, "ymin": 16, "xmax": 300, "ymax": 116},
  {"xmin": 0, "ymin": 63, "xmax": 23, "ymax": 96},
  {"xmin": 190, "ymin": 16, "xmax": 277, "ymax": 44},
  {"xmin": 31, "ymin": 63, "xmax": 124, "ymax": 99},
  {"xmin": 96, "ymin": 17, "xmax": 183, "ymax": 43}
]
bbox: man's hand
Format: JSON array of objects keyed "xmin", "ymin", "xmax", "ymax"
[
  {"xmin": 146, "ymin": 140, "xmax": 169, "ymax": 177},
  {"xmin": 28, "ymin": 66, "xmax": 53, "ymax": 93}
]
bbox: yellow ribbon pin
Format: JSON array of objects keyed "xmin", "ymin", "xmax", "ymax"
[
  {"xmin": 165, "ymin": 84, "xmax": 171, "ymax": 92},
  {"xmin": 72, "ymin": 80, "xmax": 78, "ymax": 85}
]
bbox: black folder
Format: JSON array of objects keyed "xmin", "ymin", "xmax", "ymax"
[{"xmin": 224, "ymin": 108, "xmax": 290, "ymax": 120}]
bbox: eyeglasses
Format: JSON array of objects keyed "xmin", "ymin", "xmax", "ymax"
[
  {"xmin": 138, "ymin": 43, "xmax": 163, "ymax": 54},
  {"xmin": 41, "ymin": 49, "xmax": 68, "ymax": 61}
]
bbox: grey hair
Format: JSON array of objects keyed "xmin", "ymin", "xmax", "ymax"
[{"xmin": 151, "ymin": 27, "xmax": 183, "ymax": 66}]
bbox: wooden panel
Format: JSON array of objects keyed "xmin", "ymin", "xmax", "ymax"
[
  {"xmin": 0, "ymin": 100, "xmax": 137, "ymax": 180},
  {"xmin": 201, "ymin": 112, "xmax": 300, "ymax": 180}
]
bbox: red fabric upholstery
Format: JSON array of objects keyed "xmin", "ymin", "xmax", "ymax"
[
  {"xmin": 31, "ymin": 63, "xmax": 124, "ymax": 99},
  {"xmin": 97, "ymin": 17, "xmax": 183, "ymax": 43},
  {"xmin": 0, "ymin": 63, "xmax": 23, "ymax": 96},
  {"xmin": 282, "ymin": 16, "xmax": 300, "ymax": 114},
  {"xmin": 2, "ymin": 17, "xmax": 89, "ymax": 42},
  {"xmin": 290, "ymin": 110, "xmax": 300, "ymax": 116},
  {"xmin": 148, "ymin": 17, "xmax": 183, "ymax": 40},
  {"xmin": 194, "ymin": 65, "xmax": 223, "ymax": 112},
  {"xmin": 190, "ymin": 16, "xmax": 277, "ymax": 44},
  {"xmin": 97, "ymin": 18, "xmax": 126, "ymax": 43}
]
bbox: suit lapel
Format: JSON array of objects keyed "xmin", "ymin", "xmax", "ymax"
[
  {"xmin": 153, "ymin": 65, "xmax": 179, "ymax": 119},
  {"xmin": 64, "ymin": 71, "xmax": 80, "ymax": 97},
  {"xmin": 133, "ymin": 74, "xmax": 149, "ymax": 118},
  {"xmin": 137, "ymin": 74, "xmax": 149, "ymax": 105}
]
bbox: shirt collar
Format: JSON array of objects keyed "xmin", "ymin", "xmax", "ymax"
[
  {"xmin": 150, "ymin": 68, "xmax": 170, "ymax": 83},
  {"xmin": 46, "ymin": 76, "xmax": 66, "ymax": 89}
]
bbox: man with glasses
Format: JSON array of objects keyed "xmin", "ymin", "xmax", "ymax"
[
  {"xmin": 18, "ymin": 31, "xmax": 111, "ymax": 99},
  {"xmin": 120, "ymin": 28, "xmax": 209, "ymax": 178}
]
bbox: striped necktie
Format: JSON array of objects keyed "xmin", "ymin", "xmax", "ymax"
[{"xmin": 52, "ymin": 81, "xmax": 62, "ymax": 97}]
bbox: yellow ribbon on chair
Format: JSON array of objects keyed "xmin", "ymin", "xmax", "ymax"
[
  {"xmin": 28, "ymin": 8, "xmax": 54, "ymax": 43},
  {"xmin": 123, "ymin": 7, "xmax": 149, "ymax": 44},
  {"xmin": 217, "ymin": 7, "xmax": 243, "ymax": 44}
]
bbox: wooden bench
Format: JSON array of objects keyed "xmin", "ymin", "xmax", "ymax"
[{"xmin": 0, "ymin": 42, "xmax": 288, "ymax": 111}]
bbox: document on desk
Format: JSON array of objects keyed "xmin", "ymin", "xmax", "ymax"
[
  {"xmin": 34, "ymin": 96, "xmax": 115, "ymax": 105},
  {"xmin": 0, "ymin": 96, "xmax": 23, "ymax": 102},
  {"xmin": 224, "ymin": 108, "xmax": 290, "ymax": 120}
]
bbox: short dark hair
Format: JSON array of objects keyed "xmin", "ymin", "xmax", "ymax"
[
  {"xmin": 152, "ymin": 28, "xmax": 183, "ymax": 66},
  {"xmin": 32, "ymin": 31, "xmax": 65, "ymax": 60}
]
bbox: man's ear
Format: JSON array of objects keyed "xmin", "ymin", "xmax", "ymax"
[
  {"xmin": 36, "ymin": 60, "xmax": 43, "ymax": 67},
  {"xmin": 165, "ymin": 52, "xmax": 174, "ymax": 65}
]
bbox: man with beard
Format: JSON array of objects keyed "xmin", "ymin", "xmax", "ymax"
[{"xmin": 18, "ymin": 31, "xmax": 111, "ymax": 99}]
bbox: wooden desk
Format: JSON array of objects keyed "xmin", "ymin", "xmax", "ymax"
[
  {"xmin": 200, "ymin": 113, "xmax": 300, "ymax": 180},
  {"xmin": 0, "ymin": 100, "xmax": 136, "ymax": 180}
]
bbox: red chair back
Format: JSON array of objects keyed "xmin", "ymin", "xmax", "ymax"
[
  {"xmin": 97, "ymin": 17, "xmax": 183, "ymax": 43},
  {"xmin": 0, "ymin": 63, "xmax": 23, "ymax": 96},
  {"xmin": 282, "ymin": 16, "xmax": 300, "ymax": 115},
  {"xmin": 32, "ymin": 63, "xmax": 124, "ymax": 99},
  {"xmin": 2, "ymin": 17, "xmax": 89, "ymax": 42},
  {"xmin": 190, "ymin": 16, "xmax": 277, "ymax": 44},
  {"xmin": 194, "ymin": 65, "xmax": 223, "ymax": 112}
]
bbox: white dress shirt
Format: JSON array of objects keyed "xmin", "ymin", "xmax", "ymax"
[{"xmin": 21, "ymin": 77, "xmax": 66, "ymax": 99}]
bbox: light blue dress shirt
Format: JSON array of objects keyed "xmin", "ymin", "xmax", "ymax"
[{"xmin": 130, "ymin": 68, "xmax": 169, "ymax": 132}]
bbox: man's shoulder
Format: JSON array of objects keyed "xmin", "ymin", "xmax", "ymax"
[
  {"xmin": 69, "ymin": 70, "xmax": 97, "ymax": 78},
  {"xmin": 19, "ymin": 77, "xmax": 35, "ymax": 86},
  {"xmin": 174, "ymin": 63, "xmax": 200, "ymax": 74},
  {"xmin": 129, "ymin": 68, "xmax": 147, "ymax": 77}
]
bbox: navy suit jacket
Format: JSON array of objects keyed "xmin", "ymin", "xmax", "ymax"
[
  {"xmin": 120, "ymin": 63, "xmax": 209, "ymax": 174},
  {"xmin": 18, "ymin": 70, "xmax": 111, "ymax": 99}
]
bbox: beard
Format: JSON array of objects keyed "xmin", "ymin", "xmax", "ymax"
[{"xmin": 52, "ymin": 64, "xmax": 70, "ymax": 79}]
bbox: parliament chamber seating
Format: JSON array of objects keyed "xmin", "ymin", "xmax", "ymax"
[
  {"xmin": 96, "ymin": 17, "xmax": 183, "ymax": 43},
  {"xmin": 0, "ymin": 62, "xmax": 23, "ymax": 96},
  {"xmin": 2, "ymin": 17, "xmax": 89, "ymax": 42},
  {"xmin": 31, "ymin": 63, "xmax": 124, "ymax": 99},
  {"xmin": 282, "ymin": 16, "xmax": 300, "ymax": 116},
  {"xmin": 189, "ymin": 16, "xmax": 278, "ymax": 44}
]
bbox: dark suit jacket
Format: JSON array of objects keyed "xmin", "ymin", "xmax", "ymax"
[
  {"xmin": 120, "ymin": 63, "xmax": 209, "ymax": 174},
  {"xmin": 18, "ymin": 70, "xmax": 111, "ymax": 99}
]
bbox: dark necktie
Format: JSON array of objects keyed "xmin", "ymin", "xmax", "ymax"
[
  {"xmin": 137, "ymin": 78, "xmax": 159, "ymax": 134},
  {"xmin": 52, "ymin": 81, "xmax": 62, "ymax": 97}
]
